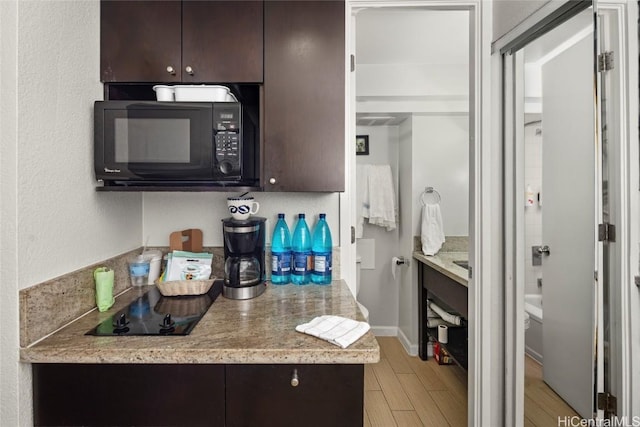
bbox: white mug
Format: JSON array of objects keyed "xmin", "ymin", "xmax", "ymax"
[{"xmin": 227, "ymin": 197, "xmax": 259, "ymax": 220}]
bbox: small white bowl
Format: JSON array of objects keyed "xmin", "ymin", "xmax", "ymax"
[{"xmin": 153, "ymin": 85, "xmax": 175, "ymax": 102}]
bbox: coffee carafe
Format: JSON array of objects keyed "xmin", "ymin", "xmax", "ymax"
[{"xmin": 222, "ymin": 217, "xmax": 266, "ymax": 299}]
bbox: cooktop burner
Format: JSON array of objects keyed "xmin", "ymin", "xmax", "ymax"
[{"xmin": 86, "ymin": 280, "xmax": 223, "ymax": 336}]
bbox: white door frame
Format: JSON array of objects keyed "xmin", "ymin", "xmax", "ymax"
[
  {"xmin": 498, "ymin": 1, "xmax": 637, "ymax": 423},
  {"xmin": 343, "ymin": 1, "xmax": 498, "ymax": 425}
]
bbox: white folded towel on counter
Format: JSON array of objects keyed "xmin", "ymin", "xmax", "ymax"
[{"xmin": 295, "ymin": 315, "xmax": 370, "ymax": 349}]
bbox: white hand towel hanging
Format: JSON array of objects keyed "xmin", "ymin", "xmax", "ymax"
[
  {"xmin": 362, "ymin": 164, "xmax": 397, "ymax": 231},
  {"xmin": 421, "ymin": 203, "xmax": 445, "ymax": 256}
]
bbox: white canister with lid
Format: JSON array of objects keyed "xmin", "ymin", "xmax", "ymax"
[{"xmin": 142, "ymin": 250, "xmax": 163, "ymax": 284}]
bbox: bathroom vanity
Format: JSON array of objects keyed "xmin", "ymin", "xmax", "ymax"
[{"xmin": 414, "ymin": 251, "xmax": 468, "ymax": 369}]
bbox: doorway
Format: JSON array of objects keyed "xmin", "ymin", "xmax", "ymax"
[
  {"xmin": 501, "ymin": 1, "xmax": 633, "ymax": 424},
  {"xmin": 353, "ymin": 5, "xmax": 470, "ymax": 346},
  {"xmin": 346, "ymin": 1, "xmax": 485, "ymax": 425}
]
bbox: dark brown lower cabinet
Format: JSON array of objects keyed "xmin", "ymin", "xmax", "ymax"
[
  {"xmin": 32, "ymin": 364, "xmax": 225, "ymax": 427},
  {"xmin": 226, "ymin": 364, "xmax": 363, "ymax": 427},
  {"xmin": 33, "ymin": 363, "xmax": 363, "ymax": 427}
]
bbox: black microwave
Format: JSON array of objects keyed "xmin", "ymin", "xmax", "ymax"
[{"xmin": 94, "ymin": 101, "xmax": 258, "ymax": 187}]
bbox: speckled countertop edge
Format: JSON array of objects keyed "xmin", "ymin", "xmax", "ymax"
[
  {"xmin": 20, "ymin": 280, "xmax": 380, "ymax": 365},
  {"xmin": 412, "ymin": 251, "xmax": 469, "ymax": 287}
]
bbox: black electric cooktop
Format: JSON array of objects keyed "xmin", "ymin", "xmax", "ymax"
[{"xmin": 86, "ymin": 280, "xmax": 223, "ymax": 336}]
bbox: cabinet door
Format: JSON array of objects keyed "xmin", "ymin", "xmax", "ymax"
[
  {"xmin": 226, "ymin": 364, "xmax": 363, "ymax": 427},
  {"xmin": 182, "ymin": 1, "xmax": 263, "ymax": 83},
  {"xmin": 33, "ymin": 364, "xmax": 225, "ymax": 426},
  {"xmin": 263, "ymin": 1, "xmax": 345, "ymax": 192},
  {"xmin": 101, "ymin": 1, "xmax": 182, "ymax": 83}
]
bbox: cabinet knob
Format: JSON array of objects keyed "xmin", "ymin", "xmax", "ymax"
[
  {"xmin": 269, "ymin": 178, "xmax": 276, "ymax": 185},
  {"xmin": 185, "ymin": 66, "xmax": 194, "ymax": 75},
  {"xmin": 290, "ymin": 369, "xmax": 299, "ymax": 387},
  {"xmin": 166, "ymin": 66, "xmax": 176, "ymax": 75}
]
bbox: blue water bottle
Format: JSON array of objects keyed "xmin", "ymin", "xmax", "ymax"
[
  {"xmin": 311, "ymin": 213, "xmax": 332, "ymax": 284},
  {"xmin": 271, "ymin": 213, "xmax": 291, "ymax": 285},
  {"xmin": 291, "ymin": 213, "xmax": 312, "ymax": 285}
]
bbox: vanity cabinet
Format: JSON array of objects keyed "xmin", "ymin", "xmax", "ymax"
[
  {"xmin": 418, "ymin": 262, "xmax": 468, "ymax": 369},
  {"xmin": 262, "ymin": 1, "xmax": 345, "ymax": 192},
  {"xmin": 33, "ymin": 363, "xmax": 363, "ymax": 426},
  {"xmin": 100, "ymin": 1, "xmax": 263, "ymax": 83}
]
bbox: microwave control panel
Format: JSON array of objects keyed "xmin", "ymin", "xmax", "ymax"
[{"xmin": 213, "ymin": 103, "xmax": 242, "ymax": 177}]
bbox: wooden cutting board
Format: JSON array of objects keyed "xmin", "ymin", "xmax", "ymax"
[{"xmin": 169, "ymin": 229, "xmax": 203, "ymax": 252}]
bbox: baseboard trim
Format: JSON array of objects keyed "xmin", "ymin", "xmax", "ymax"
[
  {"xmin": 370, "ymin": 326, "xmax": 397, "ymax": 336},
  {"xmin": 397, "ymin": 328, "xmax": 418, "ymax": 356},
  {"xmin": 525, "ymin": 346, "xmax": 543, "ymax": 364},
  {"xmin": 369, "ymin": 327, "xmax": 419, "ymax": 356}
]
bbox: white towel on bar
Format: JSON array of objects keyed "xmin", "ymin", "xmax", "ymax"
[
  {"xmin": 421, "ymin": 203, "xmax": 445, "ymax": 256},
  {"xmin": 295, "ymin": 315, "xmax": 370, "ymax": 349},
  {"xmin": 362, "ymin": 164, "xmax": 397, "ymax": 231}
]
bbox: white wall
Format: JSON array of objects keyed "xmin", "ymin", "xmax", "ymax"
[
  {"xmin": 1, "ymin": 2, "xmax": 142, "ymax": 425},
  {"xmin": 355, "ymin": 125, "xmax": 400, "ymax": 330},
  {"xmin": 412, "ymin": 115, "xmax": 470, "ymax": 237},
  {"xmin": 398, "ymin": 117, "xmax": 416, "ymax": 350},
  {"xmin": 395, "ymin": 114, "xmax": 470, "ymax": 350},
  {"xmin": 143, "ymin": 192, "xmax": 340, "ymax": 248}
]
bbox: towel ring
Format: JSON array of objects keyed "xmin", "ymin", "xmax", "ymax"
[{"xmin": 420, "ymin": 187, "xmax": 441, "ymax": 205}]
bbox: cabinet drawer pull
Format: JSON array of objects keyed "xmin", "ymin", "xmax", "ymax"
[
  {"xmin": 290, "ymin": 369, "xmax": 299, "ymax": 387},
  {"xmin": 185, "ymin": 66, "xmax": 194, "ymax": 75},
  {"xmin": 166, "ymin": 66, "xmax": 176, "ymax": 75},
  {"xmin": 269, "ymin": 177, "xmax": 276, "ymax": 185}
]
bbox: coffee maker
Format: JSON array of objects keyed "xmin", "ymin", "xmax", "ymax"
[{"xmin": 222, "ymin": 217, "xmax": 266, "ymax": 299}]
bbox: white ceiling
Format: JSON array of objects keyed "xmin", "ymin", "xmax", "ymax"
[{"xmin": 355, "ymin": 8, "xmax": 469, "ymax": 126}]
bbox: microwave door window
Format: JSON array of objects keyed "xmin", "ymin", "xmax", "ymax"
[{"xmin": 114, "ymin": 118, "xmax": 191, "ymax": 164}]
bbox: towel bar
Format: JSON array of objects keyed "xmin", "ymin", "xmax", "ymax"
[{"xmin": 421, "ymin": 187, "xmax": 441, "ymax": 205}]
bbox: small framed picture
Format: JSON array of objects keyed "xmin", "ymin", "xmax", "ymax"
[{"xmin": 356, "ymin": 135, "xmax": 369, "ymax": 156}]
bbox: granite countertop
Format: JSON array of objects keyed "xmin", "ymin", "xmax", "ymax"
[
  {"xmin": 413, "ymin": 251, "xmax": 469, "ymax": 287},
  {"xmin": 20, "ymin": 280, "xmax": 379, "ymax": 365}
]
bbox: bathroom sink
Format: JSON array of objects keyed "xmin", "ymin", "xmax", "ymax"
[{"xmin": 453, "ymin": 260, "xmax": 469, "ymax": 270}]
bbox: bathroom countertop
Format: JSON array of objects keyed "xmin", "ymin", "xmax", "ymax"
[
  {"xmin": 413, "ymin": 251, "xmax": 469, "ymax": 287},
  {"xmin": 20, "ymin": 280, "xmax": 379, "ymax": 365}
]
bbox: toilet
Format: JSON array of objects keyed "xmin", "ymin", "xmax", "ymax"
[{"xmin": 356, "ymin": 255, "xmax": 370, "ymax": 321}]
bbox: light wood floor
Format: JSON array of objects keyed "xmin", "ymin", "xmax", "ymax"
[
  {"xmin": 364, "ymin": 337, "xmax": 467, "ymax": 427},
  {"xmin": 524, "ymin": 355, "xmax": 580, "ymax": 426},
  {"xmin": 364, "ymin": 337, "xmax": 579, "ymax": 427}
]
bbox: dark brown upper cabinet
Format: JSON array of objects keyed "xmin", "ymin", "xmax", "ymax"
[
  {"xmin": 263, "ymin": 1, "xmax": 345, "ymax": 192},
  {"xmin": 101, "ymin": 1, "xmax": 263, "ymax": 83}
]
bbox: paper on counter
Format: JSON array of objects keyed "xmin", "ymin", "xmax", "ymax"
[{"xmin": 165, "ymin": 251, "xmax": 212, "ymax": 282}]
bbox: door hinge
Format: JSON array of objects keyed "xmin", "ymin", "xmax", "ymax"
[
  {"xmin": 598, "ymin": 223, "xmax": 616, "ymax": 242},
  {"xmin": 598, "ymin": 51, "xmax": 614, "ymax": 72},
  {"xmin": 350, "ymin": 54, "xmax": 355, "ymax": 72},
  {"xmin": 597, "ymin": 392, "xmax": 617, "ymax": 415},
  {"xmin": 351, "ymin": 226, "xmax": 355, "ymax": 244}
]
